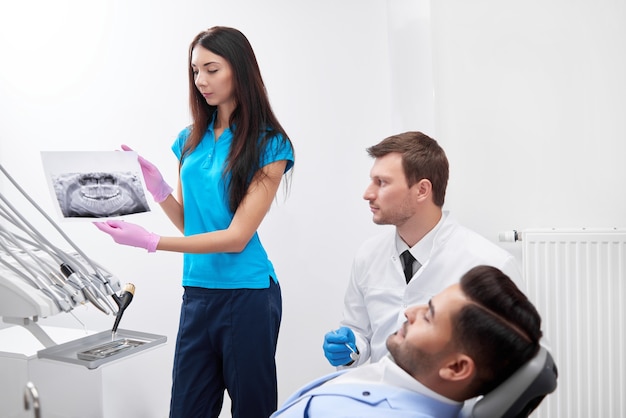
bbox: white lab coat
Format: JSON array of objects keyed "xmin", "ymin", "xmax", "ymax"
[{"xmin": 340, "ymin": 212, "xmax": 523, "ymax": 365}]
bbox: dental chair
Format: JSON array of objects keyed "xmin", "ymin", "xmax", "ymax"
[{"xmin": 459, "ymin": 345, "xmax": 558, "ymax": 418}]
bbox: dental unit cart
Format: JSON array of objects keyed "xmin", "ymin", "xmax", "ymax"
[{"xmin": 0, "ymin": 163, "xmax": 168, "ymax": 418}]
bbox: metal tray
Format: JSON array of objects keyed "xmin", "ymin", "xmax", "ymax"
[
  {"xmin": 37, "ymin": 328, "xmax": 166, "ymax": 369},
  {"xmin": 76, "ymin": 338, "xmax": 147, "ymax": 361}
]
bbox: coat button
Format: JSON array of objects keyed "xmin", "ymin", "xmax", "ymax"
[{"xmin": 362, "ymin": 391, "xmax": 370, "ymax": 396}]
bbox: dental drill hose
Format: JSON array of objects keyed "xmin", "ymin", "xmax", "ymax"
[
  {"xmin": 112, "ymin": 283, "xmax": 135, "ymax": 335},
  {"xmin": 60, "ymin": 263, "xmax": 109, "ymax": 313}
]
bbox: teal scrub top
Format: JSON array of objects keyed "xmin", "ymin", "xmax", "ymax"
[{"xmin": 171, "ymin": 121, "xmax": 294, "ymax": 289}]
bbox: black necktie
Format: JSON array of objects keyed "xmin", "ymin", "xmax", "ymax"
[{"xmin": 400, "ymin": 250, "xmax": 416, "ymax": 284}]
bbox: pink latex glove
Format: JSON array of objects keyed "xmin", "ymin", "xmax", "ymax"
[
  {"xmin": 94, "ymin": 220, "xmax": 160, "ymax": 252},
  {"xmin": 121, "ymin": 144, "xmax": 173, "ymax": 203}
]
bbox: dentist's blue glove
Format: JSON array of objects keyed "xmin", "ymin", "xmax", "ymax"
[{"xmin": 323, "ymin": 327, "xmax": 359, "ymax": 366}]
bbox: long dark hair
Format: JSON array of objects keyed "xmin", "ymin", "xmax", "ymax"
[{"xmin": 183, "ymin": 26, "xmax": 292, "ymax": 212}]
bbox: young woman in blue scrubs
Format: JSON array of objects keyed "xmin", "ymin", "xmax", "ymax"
[{"xmin": 95, "ymin": 26, "xmax": 294, "ymax": 418}]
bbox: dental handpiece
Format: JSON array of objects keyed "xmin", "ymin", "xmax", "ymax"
[
  {"xmin": 111, "ymin": 283, "xmax": 135, "ymax": 335},
  {"xmin": 60, "ymin": 263, "xmax": 110, "ymax": 314}
]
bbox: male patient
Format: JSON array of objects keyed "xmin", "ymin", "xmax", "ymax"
[{"xmin": 273, "ymin": 266, "xmax": 542, "ymax": 418}]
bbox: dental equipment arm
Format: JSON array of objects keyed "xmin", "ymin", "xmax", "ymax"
[
  {"xmin": 60, "ymin": 263, "xmax": 110, "ymax": 314},
  {"xmin": 0, "ymin": 164, "xmax": 117, "ymax": 290},
  {"xmin": 0, "ymin": 162, "xmax": 135, "ymax": 345}
]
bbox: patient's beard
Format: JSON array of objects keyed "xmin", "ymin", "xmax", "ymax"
[{"xmin": 389, "ymin": 340, "xmax": 454, "ymax": 382}]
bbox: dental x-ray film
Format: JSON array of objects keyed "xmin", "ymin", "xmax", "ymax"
[{"xmin": 41, "ymin": 151, "xmax": 151, "ymax": 221}]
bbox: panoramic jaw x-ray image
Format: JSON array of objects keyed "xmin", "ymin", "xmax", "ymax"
[{"xmin": 51, "ymin": 171, "xmax": 149, "ymax": 218}]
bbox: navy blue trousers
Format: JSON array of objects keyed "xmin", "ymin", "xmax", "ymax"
[{"xmin": 169, "ymin": 278, "xmax": 282, "ymax": 418}]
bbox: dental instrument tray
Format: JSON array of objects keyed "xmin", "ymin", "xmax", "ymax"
[
  {"xmin": 76, "ymin": 338, "xmax": 146, "ymax": 361},
  {"xmin": 37, "ymin": 329, "xmax": 166, "ymax": 369}
]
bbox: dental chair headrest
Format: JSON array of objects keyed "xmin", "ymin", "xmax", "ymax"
[{"xmin": 459, "ymin": 345, "xmax": 558, "ymax": 418}]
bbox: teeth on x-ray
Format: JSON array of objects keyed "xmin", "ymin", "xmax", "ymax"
[{"xmin": 52, "ymin": 171, "xmax": 150, "ymax": 218}]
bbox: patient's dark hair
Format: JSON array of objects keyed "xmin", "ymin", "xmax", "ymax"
[{"xmin": 453, "ymin": 265, "xmax": 542, "ymax": 397}]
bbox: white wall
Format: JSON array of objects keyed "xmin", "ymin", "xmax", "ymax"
[{"xmin": 430, "ymin": 0, "xmax": 626, "ymax": 241}]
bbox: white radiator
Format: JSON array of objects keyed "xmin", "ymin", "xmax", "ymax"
[{"xmin": 513, "ymin": 228, "xmax": 626, "ymax": 418}]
